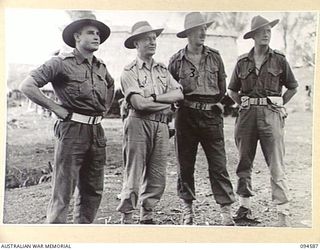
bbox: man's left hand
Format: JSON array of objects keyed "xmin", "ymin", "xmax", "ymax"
[{"xmin": 213, "ymin": 103, "xmax": 224, "ymax": 114}]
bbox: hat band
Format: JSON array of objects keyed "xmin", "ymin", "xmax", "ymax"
[
  {"xmin": 251, "ymin": 21, "xmax": 271, "ymax": 30},
  {"xmin": 184, "ymin": 18, "xmax": 206, "ymax": 30},
  {"xmin": 132, "ymin": 25, "xmax": 155, "ymax": 36}
]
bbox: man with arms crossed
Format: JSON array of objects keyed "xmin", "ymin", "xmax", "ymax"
[{"xmin": 116, "ymin": 21, "xmax": 183, "ymax": 224}]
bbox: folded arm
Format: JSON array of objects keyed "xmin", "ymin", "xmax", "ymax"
[{"xmin": 129, "ymin": 94, "xmax": 171, "ymax": 112}]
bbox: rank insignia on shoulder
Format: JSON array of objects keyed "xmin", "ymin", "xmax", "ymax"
[
  {"xmin": 237, "ymin": 53, "xmax": 249, "ymax": 61},
  {"xmin": 274, "ymin": 50, "xmax": 286, "ymax": 57}
]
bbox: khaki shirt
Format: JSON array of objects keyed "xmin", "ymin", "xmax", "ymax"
[
  {"xmin": 30, "ymin": 49, "xmax": 114, "ymax": 115},
  {"xmin": 121, "ymin": 57, "xmax": 182, "ymax": 107},
  {"xmin": 228, "ymin": 47, "xmax": 298, "ymax": 98},
  {"xmin": 168, "ymin": 45, "xmax": 227, "ymax": 102}
]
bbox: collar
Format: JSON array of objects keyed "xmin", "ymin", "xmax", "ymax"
[
  {"xmin": 136, "ymin": 56, "xmax": 158, "ymax": 70},
  {"xmin": 73, "ymin": 49, "xmax": 99, "ymax": 65},
  {"xmin": 247, "ymin": 47, "xmax": 274, "ymax": 61},
  {"xmin": 177, "ymin": 45, "xmax": 208, "ymax": 61}
]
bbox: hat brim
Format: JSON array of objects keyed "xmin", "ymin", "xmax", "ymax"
[
  {"xmin": 124, "ymin": 28, "xmax": 164, "ymax": 49},
  {"xmin": 243, "ymin": 19, "xmax": 279, "ymax": 39},
  {"xmin": 62, "ymin": 19, "xmax": 111, "ymax": 48},
  {"xmin": 177, "ymin": 21, "xmax": 214, "ymax": 38}
]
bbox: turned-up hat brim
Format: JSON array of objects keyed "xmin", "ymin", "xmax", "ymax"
[
  {"xmin": 243, "ymin": 18, "xmax": 279, "ymax": 39},
  {"xmin": 124, "ymin": 26, "xmax": 164, "ymax": 49},
  {"xmin": 177, "ymin": 12, "xmax": 214, "ymax": 38},
  {"xmin": 62, "ymin": 18, "xmax": 110, "ymax": 48},
  {"xmin": 177, "ymin": 20, "xmax": 214, "ymax": 38}
]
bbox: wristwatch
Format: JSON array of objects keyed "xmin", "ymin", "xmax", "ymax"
[{"xmin": 151, "ymin": 93, "xmax": 157, "ymax": 102}]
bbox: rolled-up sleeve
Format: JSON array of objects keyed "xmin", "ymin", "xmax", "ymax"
[
  {"xmin": 167, "ymin": 70, "xmax": 183, "ymax": 91},
  {"xmin": 228, "ymin": 63, "xmax": 241, "ymax": 92},
  {"xmin": 30, "ymin": 57, "xmax": 62, "ymax": 88},
  {"xmin": 282, "ymin": 59, "xmax": 298, "ymax": 89},
  {"xmin": 168, "ymin": 57, "xmax": 179, "ymax": 82},
  {"xmin": 105, "ymin": 67, "xmax": 115, "ymax": 89},
  {"xmin": 120, "ymin": 70, "xmax": 144, "ymax": 102},
  {"xmin": 217, "ymin": 55, "xmax": 227, "ymax": 81}
]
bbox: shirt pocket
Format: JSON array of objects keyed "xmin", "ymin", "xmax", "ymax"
[
  {"xmin": 265, "ymin": 68, "xmax": 282, "ymax": 94},
  {"xmin": 238, "ymin": 70, "xmax": 253, "ymax": 93},
  {"xmin": 205, "ymin": 65, "xmax": 220, "ymax": 94},
  {"xmin": 178, "ymin": 68, "xmax": 197, "ymax": 93},
  {"xmin": 156, "ymin": 75, "xmax": 168, "ymax": 93},
  {"xmin": 138, "ymin": 74, "xmax": 149, "ymax": 97},
  {"xmin": 94, "ymin": 72, "xmax": 108, "ymax": 101},
  {"xmin": 66, "ymin": 74, "xmax": 88, "ymax": 98}
]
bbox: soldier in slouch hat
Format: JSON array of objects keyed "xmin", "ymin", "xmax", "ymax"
[
  {"xmin": 228, "ymin": 15, "xmax": 298, "ymax": 227},
  {"xmin": 169, "ymin": 12, "xmax": 236, "ymax": 226},
  {"xmin": 20, "ymin": 14, "xmax": 114, "ymax": 223},
  {"xmin": 116, "ymin": 21, "xmax": 183, "ymax": 224}
]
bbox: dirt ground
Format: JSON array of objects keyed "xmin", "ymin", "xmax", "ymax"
[{"xmin": 3, "ymin": 102, "xmax": 313, "ymax": 227}]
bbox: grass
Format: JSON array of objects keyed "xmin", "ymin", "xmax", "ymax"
[{"xmin": 3, "ymin": 101, "xmax": 313, "ymax": 226}]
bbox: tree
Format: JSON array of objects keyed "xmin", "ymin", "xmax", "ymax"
[
  {"xmin": 204, "ymin": 12, "xmax": 249, "ymax": 37},
  {"xmin": 279, "ymin": 12, "xmax": 316, "ymax": 67},
  {"xmin": 65, "ymin": 10, "xmax": 96, "ymax": 21}
]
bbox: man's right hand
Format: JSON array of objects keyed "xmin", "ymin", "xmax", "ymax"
[{"xmin": 53, "ymin": 105, "xmax": 70, "ymax": 120}]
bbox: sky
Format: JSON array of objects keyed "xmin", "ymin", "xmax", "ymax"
[
  {"xmin": 5, "ymin": 8, "xmax": 299, "ymax": 65},
  {"xmin": 6, "ymin": 9, "xmax": 185, "ymax": 64}
]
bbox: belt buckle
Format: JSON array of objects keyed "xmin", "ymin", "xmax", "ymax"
[
  {"xmin": 195, "ymin": 102, "xmax": 205, "ymax": 110},
  {"xmin": 241, "ymin": 96, "xmax": 250, "ymax": 109}
]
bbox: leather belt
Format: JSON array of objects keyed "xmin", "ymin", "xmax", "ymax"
[
  {"xmin": 69, "ymin": 112, "xmax": 103, "ymax": 125},
  {"xmin": 182, "ymin": 99, "xmax": 217, "ymax": 110},
  {"xmin": 129, "ymin": 110, "xmax": 169, "ymax": 124}
]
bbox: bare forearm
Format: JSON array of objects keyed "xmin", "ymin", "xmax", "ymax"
[
  {"xmin": 283, "ymin": 88, "xmax": 298, "ymax": 105},
  {"xmin": 143, "ymin": 102, "xmax": 171, "ymax": 112},
  {"xmin": 227, "ymin": 89, "xmax": 241, "ymax": 105},
  {"xmin": 155, "ymin": 89, "xmax": 183, "ymax": 103},
  {"xmin": 130, "ymin": 94, "xmax": 170, "ymax": 112},
  {"xmin": 217, "ymin": 79, "xmax": 226, "ymax": 101}
]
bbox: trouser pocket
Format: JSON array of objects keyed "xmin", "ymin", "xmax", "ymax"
[
  {"xmin": 268, "ymin": 104, "xmax": 287, "ymax": 128},
  {"xmin": 53, "ymin": 120, "xmax": 61, "ymax": 139}
]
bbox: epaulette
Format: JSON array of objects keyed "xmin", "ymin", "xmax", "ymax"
[
  {"xmin": 274, "ymin": 49, "xmax": 286, "ymax": 57},
  {"xmin": 157, "ymin": 62, "xmax": 167, "ymax": 69},
  {"xmin": 96, "ymin": 57, "xmax": 107, "ymax": 67},
  {"xmin": 237, "ymin": 53, "xmax": 249, "ymax": 61},
  {"xmin": 124, "ymin": 60, "xmax": 137, "ymax": 71},
  {"xmin": 169, "ymin": 49, "xmax": 184, "ymax": 63},
  {"xmin": 57, "ymin": 52, "xmax": 74, "ymax": 60},
  {"xmin": 96, "ymin": 57, "xmax": 106, "ymax": 66},
  {"xmin": 207, "ymin": 47, "xmax": 220, "ymax": 55}
]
